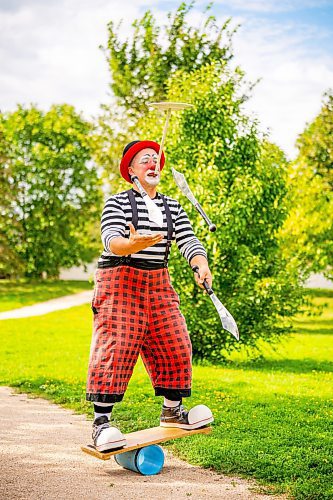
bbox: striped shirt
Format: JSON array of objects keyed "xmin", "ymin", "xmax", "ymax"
[{"xmin": 99, "ymin": 189, "xmax": 207, "ymax": 265}]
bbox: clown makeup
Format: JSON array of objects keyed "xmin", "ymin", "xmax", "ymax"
[
  {"xmin": 138, "ymin": 153, "xmax": 158, "ymax": 166},
  {"xmin": 129, "ymin": 148, "xmax": 161, "ymax": 188},
  {"xmin": 144, "ymin": 169, "xmax": 160, "ymax": 186},
  {"xmin": 135, "ymin": 152, "xmax": 160, "ymax": 186}
]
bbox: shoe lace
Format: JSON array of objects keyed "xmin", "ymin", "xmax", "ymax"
[
  {"xmin": 175, "ymin": 404, "xmax": 186, "ymax": 418},
  {"xmin": 93, "ymin": 420, "xmax": 110, "ymax": 440},
  {"xmin": 99, "ymin": 422, "xmax": 110, "ymax": 432}
]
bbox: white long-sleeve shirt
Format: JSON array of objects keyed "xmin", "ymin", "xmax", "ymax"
[{"xmin": 99, "ymin": 189, "xmax": 207, "ymax": 265}]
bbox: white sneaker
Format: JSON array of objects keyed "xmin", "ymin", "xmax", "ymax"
[
  {"xmin": 92, "ymin": 416, "xmax": 126, "ymax": 452},
  {"xmin": 160, "ymin": 404, "xmax": 213, "ymax": 430}
]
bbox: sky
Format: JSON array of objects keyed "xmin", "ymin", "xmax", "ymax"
[{"xmin": 0, "ymin": 0, "xmax": 333, "ymax": 159}]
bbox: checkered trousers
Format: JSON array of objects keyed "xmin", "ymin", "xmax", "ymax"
[{"xmin": 86, "ymin": 266, "xmax": 192, "ymax": 403}]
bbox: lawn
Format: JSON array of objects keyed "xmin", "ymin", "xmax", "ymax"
[
  {"xmin": 0, "ymin": 284, "xmax": 332, "ymax": 499},
  {"xmin": 0, "ymin": 279, "xmax": 93, "ymax": 312}
]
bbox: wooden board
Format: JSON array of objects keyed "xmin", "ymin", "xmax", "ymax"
[{"xmin": 81, "ymin": 425, "xmax": 212, "ymax": 461}]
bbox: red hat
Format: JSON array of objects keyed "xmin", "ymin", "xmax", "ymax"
[{"xmin": 120, "ymin": 140, "xmax": 165, "ymax": 183}]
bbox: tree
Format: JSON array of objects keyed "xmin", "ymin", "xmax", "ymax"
[
  {"xmin": 296, "ymin": 90, "xmax": 333, "ymax": 189},
  {"xmin": 105, "ymin": 1, "xmax": 236, "ymax": 115},
  {"xmin": 96, "ymin": 1, "xmax": 305, "ymax": 360},
  {"xmin": 0, "ymin": 126, "xmax": 24, "ymax": 278},
  {"xmin": 0, "ymin": 104, "xmax": 103, "ymax": 278},
  {"xmin": 280, "ymin": 166, "xmax": 333, "ymax": 280},
  {"xmin": 280, "ymin": 91, "xmax": 333, "ymax": 280},
  {"xmin": 122, "ymin": 62, "xmax": 304, "ymax": 361},
  {"xmin": 94, "ymin": 1, "xmax": 239, "ymax": 180}
]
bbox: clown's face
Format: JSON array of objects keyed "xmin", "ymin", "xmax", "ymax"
[{"xmin": 129, "ymin": 148, "xmax": 160, "ymax": 187}]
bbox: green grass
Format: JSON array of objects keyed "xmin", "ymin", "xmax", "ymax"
[
  {"xmin": 0, "ymin": 279, "xmax": 93, "ymax": 312},
  {"xmin": 0, "ymin": 285, "xmax": 332, "ymax": 499}
]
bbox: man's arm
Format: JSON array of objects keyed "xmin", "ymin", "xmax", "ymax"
[{"xmin": 174, "ymin": 204, "xmax": 213, "ymax": 289}]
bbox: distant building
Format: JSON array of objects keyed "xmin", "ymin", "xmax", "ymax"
[
  {"xmin": 59, "ymin": 260, "xmax": 97, "ymax": 281},
  {"xmin": 304, "ymin": 273, "xmax": 333, "ymax": 289},
  {"xmin": 60, "ymin": 263, "xmax": 333, "ymax": 289}
]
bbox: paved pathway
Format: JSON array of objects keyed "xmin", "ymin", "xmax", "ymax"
[
  {"xmin": 0, "ymin": 387, "xmax": 282, "ymax": 500},
  {"xmin": 0, "ymin": 291, "xmax": 92, "ymax": 320}
]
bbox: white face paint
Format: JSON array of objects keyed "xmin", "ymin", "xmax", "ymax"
[
  {"xmin": 144, "ymin": 170, "xmax": 160, "ymax": 186},
  {"xmin": 138, "ymin": 153, "xmax": 158, "ymax": 166},
  {"xmin": 138, "ymin": 152, "xmax": 160, "ymax": 186},
  {"xmin": 129, "ymin": 149, "xmax": 162, "ymax": 190}
]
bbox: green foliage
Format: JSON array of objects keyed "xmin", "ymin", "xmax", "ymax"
[
  {"xmin": 280, "ymin": 162, "xmax": 333, "ymax": 280},
  {"xmin": 296, "ymin": 90, "xmax": 333, "ymax": 188},
  {"xmin": 0, "ymin": 128, "xmax": 25, "ymax": 277},
  {"xmin": 0, "ymin": 287, "xmax": 332, "ymax": 499},
  {"xmin": 105, "ymin": 1, "xmax": 236, "ymax": 114},
  {"xmin": 0, "ymin": 104, "xmax": 103, "ymax": 278},
  {"xmin": 280, "ymin": 90, "xmax": 333, "ymax": 280},
  {"xmin": 138, "ymin": 62, "xmax": 304, "ymax": 360}
]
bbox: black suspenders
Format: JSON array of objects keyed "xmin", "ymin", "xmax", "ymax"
[
  {"xmin": 127, "ymin": 189, "xmax": 139, "ymax": 229},
  {"xmin": 160, "ymin": 193, "xmax": 173, "ymax": 266},
  {"xmin": 126, "ymin": 189, "xmax": 173, "ymax": 267}
]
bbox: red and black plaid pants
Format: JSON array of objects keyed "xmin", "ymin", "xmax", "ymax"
[{"xmin": 86, "ymin": 266, "xmax": 192, "ymax": 403}]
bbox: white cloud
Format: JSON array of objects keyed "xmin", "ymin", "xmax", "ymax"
[
  {"xmin": 0, "ymin": 0, "xmax": 332, "ymax": 160},
  {"xmin": 204, "ymin": 0, "xmax": 331, "ymax": 13},
  {"xmin": 227, "ymin": 17, "xmax": 333, "ymax": 158},
  {"xmin": 0, "ymin": 0, "xmax": 149, "ymax": 115}
]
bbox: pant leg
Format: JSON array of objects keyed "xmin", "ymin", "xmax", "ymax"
[
  {"xmin": 140, "ymin": 268, "xmax": 192, "ymax": 399},
  {"xmin": 86, "ymin": 266, "xmax": 149, "ymax": 403}
]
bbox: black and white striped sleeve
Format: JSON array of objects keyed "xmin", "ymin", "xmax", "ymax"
[
  {"xmin": 100, "ymin": 196, "xmax": 126, "ymax": 253},
  {"xmin": 175, "ymin": 204, "xmax": 207, "ymax": 263}
]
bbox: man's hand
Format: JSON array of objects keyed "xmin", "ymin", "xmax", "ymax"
[
  {"xmin": 190, "ymin": 255, "xmax": 212, "ymax": 289},
  {"xmin": 109, "ymin": 224, "xmax": 163, "ymax": 256},
  {"xmin": 128, "ymin": 223, "xmax": 163, "ymax": 253}
]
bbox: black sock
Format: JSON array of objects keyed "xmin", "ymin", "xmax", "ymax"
[{"xmin": 93, "ymin": 403, "xmax": 114, "ymax": 421}]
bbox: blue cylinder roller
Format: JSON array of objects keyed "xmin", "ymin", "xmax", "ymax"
[{"xmin": 115, "ymin": 445, "xmax": 165, "ymax": 475}]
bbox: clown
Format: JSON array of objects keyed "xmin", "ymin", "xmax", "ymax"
[{"xmin": 86, "ymin": 140, "xmax": 213, "ymax": 452}]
